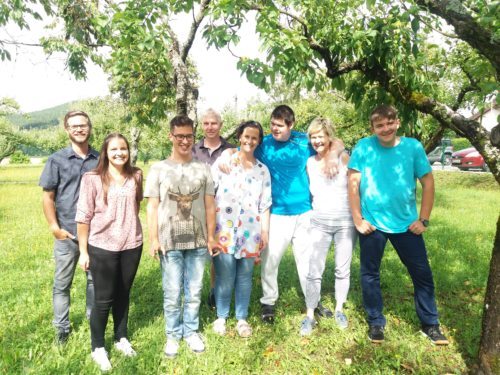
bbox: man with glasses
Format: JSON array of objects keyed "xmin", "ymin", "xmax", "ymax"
[
  {"xmin": 39, "ymin": 110, "xmax": 98, "ymax": 344},
  {"xmin": 192, "ymin": 108, "xmax": 235, "ymax": 308},
  {"xmin": 145, "ymin": 115, "xmax": 217, "ymax": 357}
]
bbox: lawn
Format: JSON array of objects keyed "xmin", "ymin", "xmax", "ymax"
[{"xmin": 0, "ymin": 165, "xmax": 498, "ymax": 374}]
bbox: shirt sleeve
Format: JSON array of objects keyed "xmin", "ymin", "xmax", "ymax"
[
  {"xmin": 38, "ymin": 157, "xmax": 59, "ymax": 190},
  {"xmin": 210, "ymin": 158, "xmax": 220, "ymax": 191},
  {"xmin": 205, "ymin": 164, "xmax": 215, "ymax": 196},
  {"xmin": 413, "ymin": 141, "xmax": 432, "ymax": 179},
  {"xmin": 144, "ymin": 164, "xmax": 160, "ymax": 198},
  {"xmin": 347, "ymin": 141, "xmax": 364, "ymax": 172},
  {"xmin": 75, "ymin": 173, "xmax": 96, "ymax": 224},
  {"xmin": 259, "ymin": 166, "xmax": 273, "ymax": 213}
]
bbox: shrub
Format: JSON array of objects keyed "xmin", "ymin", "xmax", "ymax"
[
  {"xmin": 9, "ymin": 150, "xmax": 30, "ymax": 164},
  {"xmin": 452, "ymin": 137, "xmax": 473, "ymax": 151}
]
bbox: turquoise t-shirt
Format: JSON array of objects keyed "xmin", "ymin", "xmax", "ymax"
[
  {"xmin": 348, "ymin": 136, "xmax": 432, "ymax": 233},
  {"xmin": 255, "ymin": 131, "xmax": 315, "ymax": 215}
]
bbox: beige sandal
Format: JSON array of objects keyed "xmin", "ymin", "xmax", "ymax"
[{"xmin": 236, "ymin": 320, "xmax": 252, "ymax": 338}]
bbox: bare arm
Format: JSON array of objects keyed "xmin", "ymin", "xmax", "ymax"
[
  {"xmin": 77, "ymin": 223, "xmax": 90, "ymax": 271},
  {"xmin": 146, "ymin": 197, "xmax": 162, "ymax": 259},
  {"xmin": 322, "ymin": 138, "xmax": 345, "ymax": 177},
  {"xmin": 259, "ymin": 208, "xmax": 270, "ymax": 251},
  {"xmin": 218, "ymin": 148, "xmax": 238, "ymax": 174},
  {"xmin": 204, "ymin": 194, "xmax": 219, "ymax": 256},
  {"xmin": 348, "ymin": 169, "xmax": 375, "ymax": 235},
  {"xmin": 409, "ymin": 172, "xmax": 435, "ymax": 235},
  {"xmin": 42, "ymin": 190, "xmax": 75, "ymax": 240}
]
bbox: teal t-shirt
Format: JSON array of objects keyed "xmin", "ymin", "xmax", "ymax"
[
  {"xmin": 255, "ymin": 131, "xmax": 315, "ymax": 215},
  {"xmin": 348, "ymin": 136, "xmax": 432, "ymax": 233}
]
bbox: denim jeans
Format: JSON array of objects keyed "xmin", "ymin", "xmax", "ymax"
[
  {"xmin": 53, "ymin": 238, "xmax": 94, "ymax": 331},
  {"xmin": 359, "ymin": 230, "xmax": 439, "ymax": 327},
  {"xmin": 214, "ymin": 253, "xmax": 255, "ymax": 320},
  {"xmin": 160, "ymin": 248, "xmax": 208, "ymax": 340}
]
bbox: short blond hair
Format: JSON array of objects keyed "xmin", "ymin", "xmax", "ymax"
[{"xmin": 307, "ymin": 117, "xmax": 335, "ymax": 139}]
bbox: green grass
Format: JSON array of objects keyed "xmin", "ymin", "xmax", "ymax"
[{"xmin": 1, "ymin": 165, "xmax": 498, "ymax": 374}]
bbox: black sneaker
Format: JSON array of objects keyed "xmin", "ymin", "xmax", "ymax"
[
  {"xmin": 56, "ymin": 329, "xmax": 70, "ymax": 345},
  {"xmin": 207, "ymin": 288, "xmax": 216, "ymax": 309},
  {"xmin": 368, "ymin": 325, "xmax": 385, "ymax": 343},
  {"xmin": 261, "ymin": 303, "xmax": 275, "ymax": 324},
  {"xmin": 314, "ymin": 302, "xmax": 334, "ymax": 319},
  {"xmin": 421, "ymin": 325, "xmax": 449, "ymax": 345}
]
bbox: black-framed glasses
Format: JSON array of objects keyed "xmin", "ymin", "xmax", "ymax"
[
  {"xmin": 171, "ymin": 133, "xmax": 194, "ymax": 141},
  {"xmin": 66, "ymin": 124, "xmax": 90, "ymax": 131}
]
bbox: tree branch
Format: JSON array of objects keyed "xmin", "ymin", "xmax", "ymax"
[
  {"xmin": 415, "ymin": 0, "xmax": 500, "ymax": 74},
  {"xmin": 181, "ymin": 0, "xmax": 211, "ymax": 62}
]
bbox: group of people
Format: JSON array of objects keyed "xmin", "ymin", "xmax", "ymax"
[{"xmin": 40, "ymin": 104, "xmax": 449, "ymax": 371}]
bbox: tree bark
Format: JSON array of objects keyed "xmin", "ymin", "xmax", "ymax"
[
  {"xmin": 130, "ymin": 126, "xmax": 141, "ymax": 166},
  {"xmin": 477, "ymin": 215, "xmax": 500, "ymax": 375}
]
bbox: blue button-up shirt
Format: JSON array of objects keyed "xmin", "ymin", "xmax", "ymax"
[{"xmin": 39, "ymin": 145, "xmax": 99, "ymax": 236}]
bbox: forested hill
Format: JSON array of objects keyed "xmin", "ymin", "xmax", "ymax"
[{"xmin": 8, "ymin": 102, "xmax": 73, "ymax": 130}]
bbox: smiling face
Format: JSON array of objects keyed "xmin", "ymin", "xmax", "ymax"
[
  {"xmin": 65, "ymin": 115, "xmax": 91, "ymax": 145},
  {"xmin": 270, "ymin": 117, "xmax": 293, "ymax": 142},
  {"xmin": 202, "ymin": 115, "xmax": 222, "ymax": 141},
  {"xmin": 170, "ymin": 125, "xmax": 195, "ymax": 159},
  {"xmin": 239, "ymin": 126, "xmax": 260, "ymax": 155},
  {"xmin": 107, "ymin": 137, "xmax": 129, "ymax": 169},
  {"xmin": 309, "ymin": 129, "xmax": 331, "ymax": 156},
  {"xmin": 371, "ymin": 116, "xmax": 400, "ymax": 147}
]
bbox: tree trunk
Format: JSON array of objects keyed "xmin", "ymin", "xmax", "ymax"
[
  {"xmin": 130, "ymin": 126, "xmax": 141, "ymax": 166},
  {"xmin": 476, "ymin": 214, "xmax": 500, "ymax": 375}
]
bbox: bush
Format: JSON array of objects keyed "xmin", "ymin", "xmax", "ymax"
[
  {"xmin": 452, "ymin": 137, "xmax": 473, "ymax": 151},
  {"xmin": 9, "ymin": 150, "xmax": 30, "ymax": 164}
]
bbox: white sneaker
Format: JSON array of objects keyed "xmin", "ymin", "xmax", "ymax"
[
  {"xmin": 91, "ymin": 347, "xmax": 112, "ymax": 371},
  {"xmin": 164, "ymin": 339, "xmax": 179, "ymax": 358},
  {"xmin": 212, "ymin": 318, "xmax": 226, "ymax": 336},
  {"xmin": 184, "ymin": 333, "xmax": 205, "ymax": 353},
  {"xmin": 114, "ymin": 337, "xmax": 136, "ymax": 357}
]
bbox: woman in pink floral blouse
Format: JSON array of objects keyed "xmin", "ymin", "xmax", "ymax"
[{"xmin": 76, "ymin": 133, "xmax": 143, "ymax": 371}]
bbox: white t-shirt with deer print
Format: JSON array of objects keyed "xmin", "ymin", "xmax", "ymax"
[{"xmin": 144, "ymin": 159, "xmax": 215, "ymax": 251}]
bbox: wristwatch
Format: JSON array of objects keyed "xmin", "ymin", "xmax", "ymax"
[{"xmin": 420, "ymin": 218, "xmax": 429, "ymax": 227}]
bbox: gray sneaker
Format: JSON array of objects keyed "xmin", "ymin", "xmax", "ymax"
[
  {"xmin": 300, "ymin": 317, "xmax": 317, "ymax": 336},
  {"xmin": 335, "ymin": 311, "xmax": 348, "ymax": 329}
]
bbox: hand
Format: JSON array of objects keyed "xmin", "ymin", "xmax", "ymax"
[
  {"xmin": 354, "ymin": 219, "xmax": 376, "ymax": 235},
  {"xmin": 207, "ymin": 239, "xmax": 221, "ymax": 257},
  {"xmin": 78, "ymin": 253, "xmax": 89, "ymax": 271},
  {"xmin": 218, "ymin": 149, "xmax": 237, "ymax": 174},
  {"xmin": 51, "ymin": 226, "xmax": 75, "ymax": 240},
  {"xmin": 259, "ymin": 231, "xmax": 269, "ymax": 252},
  {"xmin": 409, "ymin": 220, "xmax": 426, "ymax": 235},
  {"xmin": 149, "ymin": 238, "xmax": 164, "ymax": 260}
]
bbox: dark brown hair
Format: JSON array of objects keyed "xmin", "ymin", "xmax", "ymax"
[
  {"xmin": 271, "ymin": 105, "xmax": 295, "ymax": 126},
  {"xmin": 170, "ymin": 115, "xmax": 194, "ymax": 131},
  {"xmin": 92, "ymin": 133, "xmax": 142, "ymax": 204},
  {"xmin": 236, "ymin": 120, "xmax": 264, "ymax": 145},
  {"xmin": 370, "ymin": 105, "xmax": 398, "ymax": 126}
]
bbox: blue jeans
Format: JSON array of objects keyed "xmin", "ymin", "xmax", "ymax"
[
  {"xmin": 359, "ymin": 230, "xmax": 439, "ymax": 327},
  {"xmin": 160, "ymin": 248, "xmax": 208, "ymax": 340},
  {"xmin": 53, "ymin": 239, "xmax": 94, "ymax": 331},
  {"xmin": 214, "ymin": 253, "xmax": 255, "ymax": 320}
]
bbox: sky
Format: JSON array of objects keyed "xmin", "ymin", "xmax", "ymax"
[{"xmin": 0, "ymin": 11, "xmax": 267, "ymax": 114}]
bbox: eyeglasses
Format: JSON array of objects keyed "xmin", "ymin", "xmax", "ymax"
[
  {"xmin": 66, "ymin": 124, "xmax": 90, "ymax": 131},
  {"xmin": 171, "ymin": 133, "xmax": 194, "ymax": 142}
]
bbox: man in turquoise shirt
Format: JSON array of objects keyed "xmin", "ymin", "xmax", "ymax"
[{"xmin": 348, "ymin": 104, "xmax": 449, "ymax": 345}]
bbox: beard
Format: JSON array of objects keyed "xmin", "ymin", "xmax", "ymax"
[{"xmin": 68, "ymin": 131, "xmax": 91, "ymax": 145}]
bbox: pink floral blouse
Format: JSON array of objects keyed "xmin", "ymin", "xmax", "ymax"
[{"xmin": 76, "ymin": 171, "xmax": 143, "ymax": 251}]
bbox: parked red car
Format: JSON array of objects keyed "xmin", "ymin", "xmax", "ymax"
[{"xmin": 451, "ymin": 147, "xmax": 489, "ymax": 171}]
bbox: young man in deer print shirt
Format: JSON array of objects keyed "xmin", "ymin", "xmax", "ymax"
[{"xmin": 145, "ymin": 115, "xmax": 218, "ymax": 357}]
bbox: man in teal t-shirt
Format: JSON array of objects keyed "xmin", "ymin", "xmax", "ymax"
[{"xmin": 348, "ymin": 104, "xmax": 449, "ymax": 345}]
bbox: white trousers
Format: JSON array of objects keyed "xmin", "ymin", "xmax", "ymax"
[{"xmin": 260, "ymin": 211, "xmax": 312, "ymax": 306}]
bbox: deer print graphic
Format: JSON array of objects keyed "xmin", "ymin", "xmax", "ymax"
[{"xmin": 162, "ymin": 184, "xmax": 206, "ymax": 250}]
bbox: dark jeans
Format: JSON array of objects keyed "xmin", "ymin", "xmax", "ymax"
[
  {"xmin": 88, "ymin": 244, "xmax": 142, "ymax": 350},
  {"xmin": 359, "ymin": 230, "xmax": 439, "ymax": 327}
]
